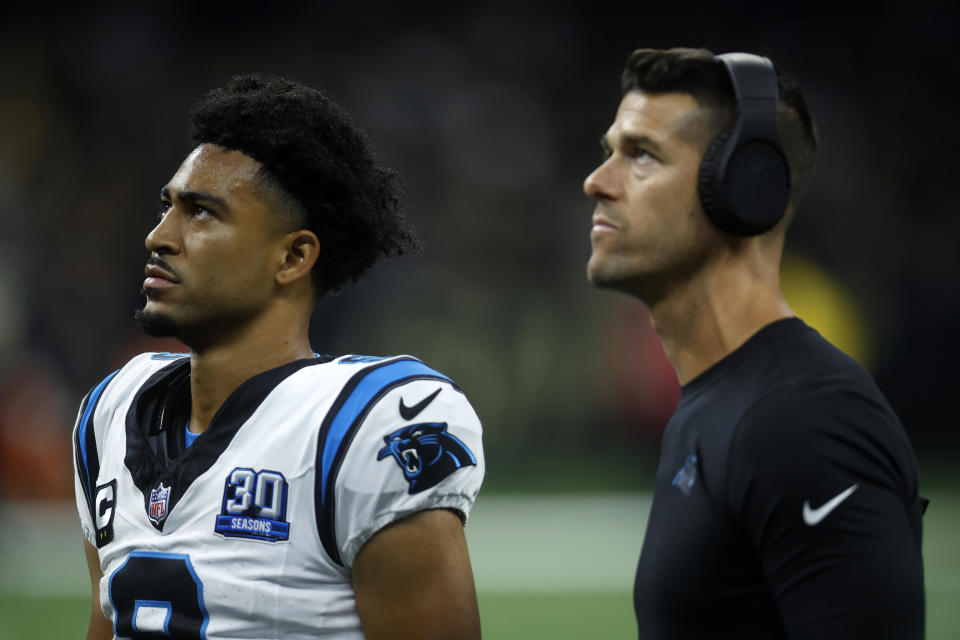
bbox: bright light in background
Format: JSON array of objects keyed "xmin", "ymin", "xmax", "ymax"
[{"xmin": 781, "ymin": 251, "xmax": 873, "ymax": 370}]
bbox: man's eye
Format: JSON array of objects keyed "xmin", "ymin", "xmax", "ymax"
[
  {"xmin": 157, "ymin": 202, "xmax": 172, "ymax": 219},
  {"xmin": 634, "ymin": 150, "xmax": 657, "ymax": 165}
]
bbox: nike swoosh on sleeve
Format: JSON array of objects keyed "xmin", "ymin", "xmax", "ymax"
[
  {"xmin": 802, "ymin": 483, "xmax": 859, "ymax": 526},
  {"xmin": 398, "ymin": 387, "xmax": 442, "ymax": 421}
]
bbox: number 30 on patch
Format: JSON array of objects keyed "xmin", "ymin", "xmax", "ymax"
[{"xmin": 214, "ymin": 468, "xmax": 290, "ymax": 542}]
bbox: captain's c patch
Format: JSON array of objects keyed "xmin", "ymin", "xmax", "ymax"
[
  {"xmin": 94, "ymin": 479, "xmax": 117, "ymax": 547},
  {"xmin": 377, "ymin": 422, "xmax": 476, "ymax": 494},
  {"xmin": 215, "ymin": 468, "xmax": 291, "ymax": 542}
]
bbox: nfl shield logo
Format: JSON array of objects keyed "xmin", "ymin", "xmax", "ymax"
[{"xmin": 149, "ymin": 483, "xmax": 171, "ymax": 524}]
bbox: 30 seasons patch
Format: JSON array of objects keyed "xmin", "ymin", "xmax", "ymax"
[{"xmin": 214, "ymin": 468, "xmax": 291, "ymax": 542}]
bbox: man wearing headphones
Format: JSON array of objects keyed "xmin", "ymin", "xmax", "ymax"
[{"xmin": 584, "ymin": 48, "xmax": 925, "ymax": 638}]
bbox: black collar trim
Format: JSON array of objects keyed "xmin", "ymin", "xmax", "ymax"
[{"xmin": 125, "ymin": 355, "xmax": 333, "ymax": 531}]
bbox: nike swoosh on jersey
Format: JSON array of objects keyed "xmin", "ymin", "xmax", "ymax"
[
  {"xmin": 802, "ymin": 483, "xmax": 859, "ymax": 526},
  {"xmin": 399, "ymin": 387, "xmax": 442, "ymax": 421}
]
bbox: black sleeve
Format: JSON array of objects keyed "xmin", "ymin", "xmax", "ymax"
[{"xmin": 726, "ymin": 385, "xmax": 925, "ymax": 639}]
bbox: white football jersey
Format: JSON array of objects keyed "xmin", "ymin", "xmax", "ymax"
[{"xmin": 72, "ymin": 352, "xmax": 484, "ymax": 639}]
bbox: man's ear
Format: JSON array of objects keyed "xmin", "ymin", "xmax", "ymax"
[{"xmin": 276, "ymin": 229, "xmax": 320, "ymax": 286}]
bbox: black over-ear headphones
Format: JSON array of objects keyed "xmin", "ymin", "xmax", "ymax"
[{"xmin": 698, "ymin": 53, "xmax": 791, "ymax": 236}]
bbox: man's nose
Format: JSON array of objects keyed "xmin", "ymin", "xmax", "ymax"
[{"xmin": 584, "ymin": 157, "xmax": 619, "ymax": 201}]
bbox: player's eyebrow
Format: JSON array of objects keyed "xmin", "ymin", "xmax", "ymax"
[{"xmin": 160, "ymin": 186, "xmax": 229, "ymax": 209}]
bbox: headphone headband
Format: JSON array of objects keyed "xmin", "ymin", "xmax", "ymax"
[{"xmin": 717, "ymin": 53, "xmax": 783, "ymax": 155}]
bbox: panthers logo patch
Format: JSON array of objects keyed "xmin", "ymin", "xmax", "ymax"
[{"xmin": 377, "ymin": 422, "xmax": 476, "ymax": 494}]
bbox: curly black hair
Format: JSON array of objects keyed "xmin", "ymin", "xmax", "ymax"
[{"xmin": 187, "ymin": 74, "xmax": 420, "ymax": 297}]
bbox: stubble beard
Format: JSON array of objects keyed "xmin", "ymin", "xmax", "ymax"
[
  {"xmin": 587, "ymin": 248, "xmax": 646, "ymax": 296},
  {"xmin": 134, "ymin": 306, "xmax": 180, "ymax": 337},
  {"xmin": 135, "ymin": 286, "xmax": 266, "ymax": 349},
  {"xmin": 587, "ymin": 248, "xmax": 691, "ymax": 309},
  {"xmin": 135, "ymin": 285, "xmax": 184, "ymax": 337}
]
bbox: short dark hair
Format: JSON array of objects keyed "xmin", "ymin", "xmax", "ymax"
[
  {"xmin": 188, "ymin": 74, "xmax": 420, "ymax": 297},
  {"xmin": 621, "ymin": 47, "xmax": 818, "ymax": 215}
]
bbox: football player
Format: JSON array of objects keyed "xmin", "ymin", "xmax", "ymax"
[{"xmin": 73, "ymin": 75, "xmax": 483, "ymax": 639}]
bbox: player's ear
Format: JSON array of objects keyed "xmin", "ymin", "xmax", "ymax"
[{"xmin": 276, "ymin": 229, "xmax": 319, "ymax": 287}]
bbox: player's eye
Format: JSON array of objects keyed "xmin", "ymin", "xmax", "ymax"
[{"xmin": 157, "ymin": 201, "xmax": 172, "ymax": 219}]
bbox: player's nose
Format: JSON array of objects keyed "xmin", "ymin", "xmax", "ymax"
[{"xmin": 145, "ymin": 210, "xmax": 181, "ymax": 255}]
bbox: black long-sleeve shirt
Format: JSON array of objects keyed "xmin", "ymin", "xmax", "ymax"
[{"xmin": 634, "ymin": 318, "xmax": 925, "ymax": 639}]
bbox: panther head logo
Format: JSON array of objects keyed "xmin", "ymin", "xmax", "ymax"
[{"xmin": 377, "ymin": 422, "xmax": 476, "ymax": 494}]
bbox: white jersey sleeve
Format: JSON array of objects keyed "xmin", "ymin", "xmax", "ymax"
[
  {"xmin": 72, "ymin": 368, "xmax": 123, "ymax": 548},
  {"xmin": 73, "ymin": 392, "xmax": 97, "ymax": 546},
  {"xmin": 318, "ymin": 358, "xmax": 484, "ymax": 567}
]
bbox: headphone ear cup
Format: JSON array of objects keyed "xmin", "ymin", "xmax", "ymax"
[
  {"xmin": 723, "ymin": 140, "xmax": 790, "ymax": 234},
  {"xmin": 698, "ymin": 131, "xmax": 734, "ymax": 232},
  {"xmin": 698, "ymin": 131, "xmax": 789, "ymax": 236}
]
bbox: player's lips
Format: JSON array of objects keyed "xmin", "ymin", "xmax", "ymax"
[{"xmin": 143, "ymin": 264, "xmax": 181, "ymax": 288}]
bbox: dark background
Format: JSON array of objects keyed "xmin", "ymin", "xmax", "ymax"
[{"xmin": 1, "ymin": 2, "xmax": 957, "ymax": 498}]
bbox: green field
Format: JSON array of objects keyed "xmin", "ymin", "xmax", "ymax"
[
  {"xmin": 1, "ymin": 490, "xmax": 957, "ymax": 639},
  {"xmin": 0, "ymin": 591, "xmax": 637, "ymax": 640},
  {"xmin": 924, "ymin": 491, "xmax": 960, "ymax": 639},
  {"xmin": 0, "ymin": 577, "xmax": 955, "ymax": 640}
]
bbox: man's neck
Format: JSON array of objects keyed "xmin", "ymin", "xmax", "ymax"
[
  {"xmin": 185, "ymin": 307, "xmax": 314, "ymax": 435},
  {"xmin": 647, "ymin": 253, "xmax": 793, "ymax": 386}
]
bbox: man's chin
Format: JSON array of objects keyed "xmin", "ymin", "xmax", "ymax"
[
  {"xmin": 134, "ymin": 308, "xmax": 180, "ymax": 338},
  {"xmin": 587, "ymin": 259, "xmax": 644, "ymax": 298},
  {"xmin": 588, "ymin": 273, "xmax": 621, "ymax": 291},
  {"xmin": 587, "ymin": 256, "xmax": 618, "ymax": 289}
]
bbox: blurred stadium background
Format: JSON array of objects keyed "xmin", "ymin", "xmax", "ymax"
[{"xmin": 1, "ymin": 2, "xmax": 957, "ymax": 638}]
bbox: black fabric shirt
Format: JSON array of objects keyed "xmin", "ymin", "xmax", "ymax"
[{"xmin": 634, "ymin": 318, "xmax": 925, "ymax": 639}]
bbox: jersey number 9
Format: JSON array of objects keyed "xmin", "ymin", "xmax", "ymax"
[{"xmin": 109, "ymin": 551, "xmax": 208, "ymax": 639}]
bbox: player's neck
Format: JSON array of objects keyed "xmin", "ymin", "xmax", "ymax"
[
  {"xmin": 185, "ymin": 304, "xmax": 315, "ymax": 435},
  {"xmin": 648, "ymin": 252, "xmax": 793, "ymax": 386}
]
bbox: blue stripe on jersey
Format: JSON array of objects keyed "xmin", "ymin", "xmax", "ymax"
[
  {"xmin": 320, "ymin": 360, "xmax": 452, "ymax": 505},
  {"xmin": 150, "ymin": 352, "xmax": 189, "ymax": 360},
  {"xmin": 79, "ymin": 369, "xmax": 121, "ymax": 478}
]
